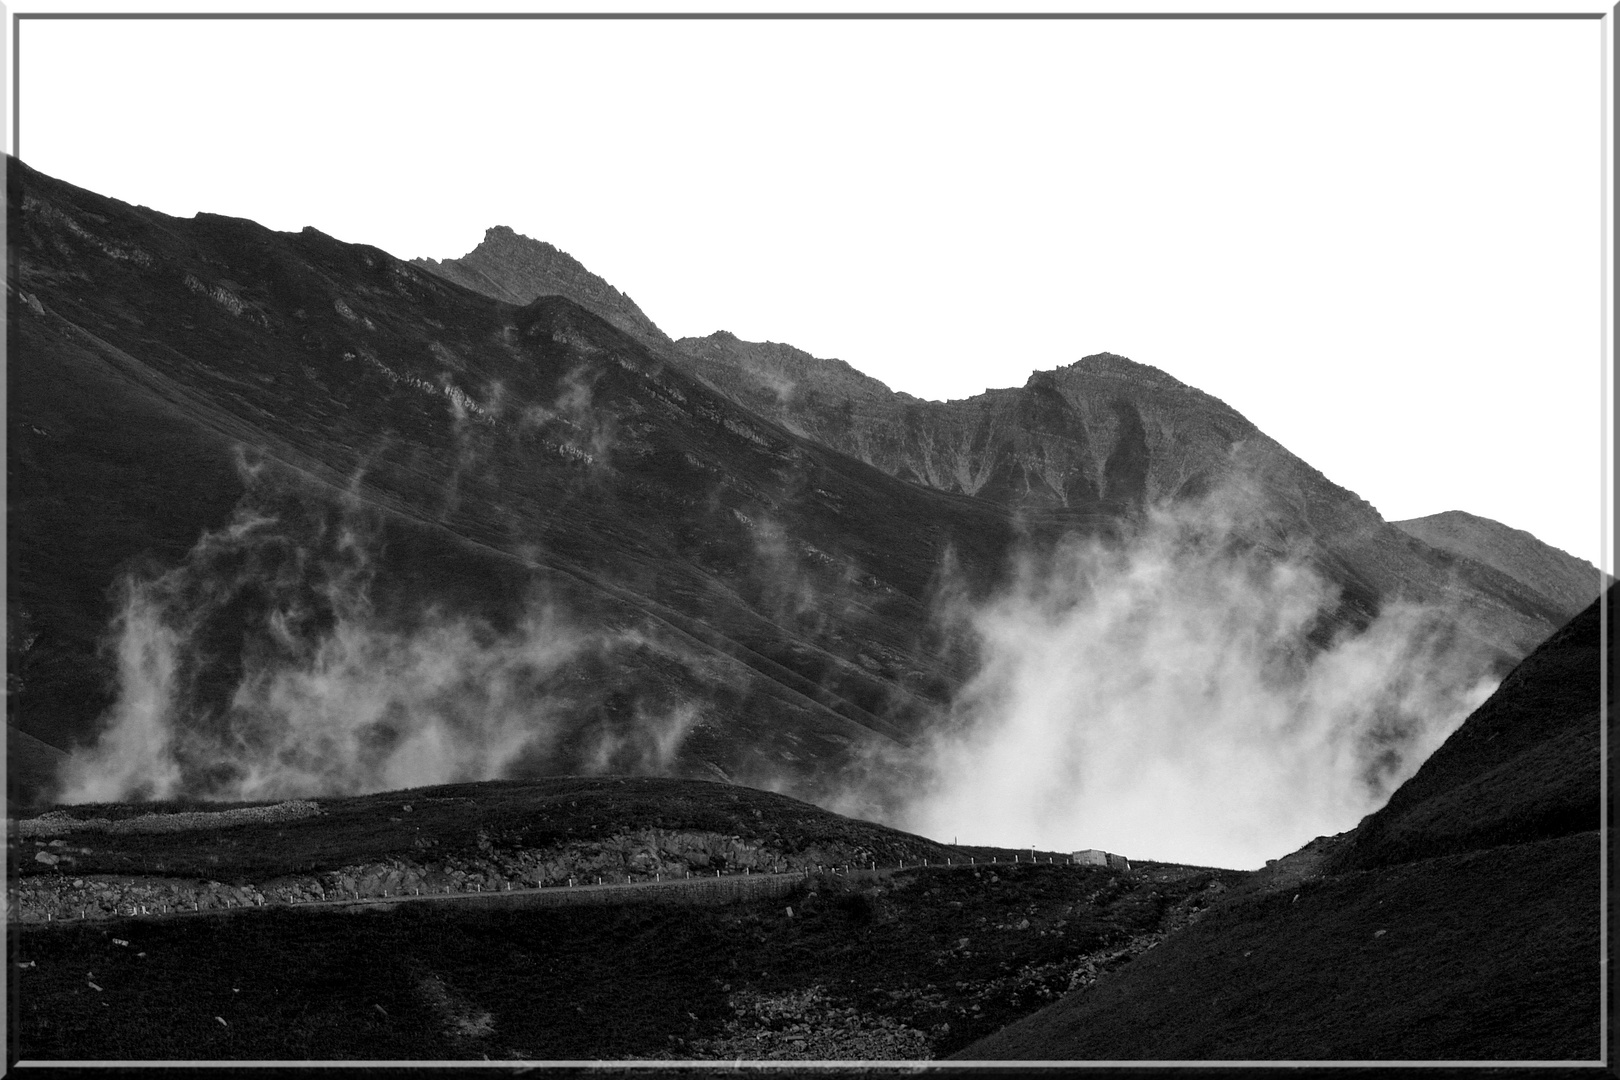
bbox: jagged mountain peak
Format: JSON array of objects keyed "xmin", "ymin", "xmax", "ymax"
[
  {"xmin": 472, "ymin": 223, "xmax": 567, "ymax": 260},
  {"xmin": 412, "ymin": 227, "xmax": 672, "ymax": 352}
]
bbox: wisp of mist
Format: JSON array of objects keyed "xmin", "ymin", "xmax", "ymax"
[
  {"xmin": 56, "ymin": 459, "xmax": 694, "ymax": 805},
  {"xmin": 895, "ymin": 494, "xmax": 1499, "ymax": 871}
]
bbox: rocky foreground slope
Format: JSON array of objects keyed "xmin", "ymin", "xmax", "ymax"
[
  {"xmin": 6, "ymin": 777, "xmax": 953, "ymax": 923},
  {"xmin": 10, "ymin": 776, "xmax": 1241, "ymax": 1060}
]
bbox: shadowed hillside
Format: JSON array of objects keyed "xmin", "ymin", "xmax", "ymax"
[
  {"xmin": 11, "ymin": 778, "xmax": 1240, "ymax": 1060},
  {"xmin": 1325, "ymin": 584, "xmax": 1608, "ymax": 873},
  {"xmin": 7, "ymin": 157, "xmax": 1022, "ymax": 812},
  {"xmin": 958, "ymin": 590, "xmax": 1608, "ymax": 1061}
]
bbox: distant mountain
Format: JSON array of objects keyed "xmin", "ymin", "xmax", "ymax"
[
  {"xmin": 960, "ymin": 589, "xmax": 1607, "ymax": 1060},
  {"xmin": 1394, "ymin": 510, "xmax": 1606, "ymax": 621},
  {"xmin": 419, "ymin": 229, "xmax": 1579, "ymax": 664},
  {"xmin": 410, "ymin": 226, "xmax": 673, "ymax": 353}
]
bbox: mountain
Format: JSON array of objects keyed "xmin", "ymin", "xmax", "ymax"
[
  {"xmin": 959, "ymin": 588, "xmax": 1608, "ymax": 1060},
  {"xmin": 420, "ymin": 229, "xmax": 1588, "ymax": 663},
  {"xmin": 1394, "ymin": 509, "xmax": 1606, "ymax": 622},
  {"xmin": 5, "ymin": 159, "xmax": 1593, "ymax": 834},
  {"xmin": 7, "ymin": 157, "xmax": 1018, "ymax": 812},
  {"xmin": 410, "ymin": 226, "xmax": 673, "ymax": 354}
]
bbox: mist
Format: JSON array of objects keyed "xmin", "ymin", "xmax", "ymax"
[
  {"xmin": 56, "ymin": 459, "xmax": 698, "ymax": 805},
  {"xmin": 892, "ymin": 494, "xmax": 1500, "ymax": 871},
  {"xmin": 58, "ymin": 443, "xmax": 1502, "ymax": 872}
]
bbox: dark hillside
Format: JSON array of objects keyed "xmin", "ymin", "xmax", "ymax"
[
  {"xmin": 11, "ymin": 778, "xmax": 1245, "ymax": 1061},
  {"xmin": 7, "ymin": 776, "xmax": 955, "ymax": 884},
  {"xmin": 1327, "ymin": 585, "xmax": 1609, "ymax": 874},
  {"xmin": 956, "ymin": 594, "xmax": 1606, "ymax": 1061},
  {"xmin": 961, "ymin": 831, "xmax": 1599, "ymax": 1061},
  {"xmin": 6, "ymin": 157, "xmax": 1027, "ymax": 809}
]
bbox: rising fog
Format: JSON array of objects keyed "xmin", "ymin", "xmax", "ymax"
[
  {"xmin": 60, "ymin": 449, "xmax": 1500, "ymax": 870},
  {"xmin": 891, "ymin": 492, "xmax": 1499, "ymax": 870},
  {"xmin": 56, "ymin": 457, "xmax": 693, "ymax": 805}
]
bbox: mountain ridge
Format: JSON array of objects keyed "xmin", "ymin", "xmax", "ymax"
[
  {"xmin": 6, "ymin": 162, "xmax": 1595, "ymax": 842},
  {"xmin": 415, "ymin": 226, "xmax": 1593, "ymax": 657},
  {"xmin": 1394, "ymin": 509, "xmax": 1606, "ymax": 620}
]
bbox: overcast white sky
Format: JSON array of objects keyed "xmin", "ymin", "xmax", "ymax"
[{"xmin": 12, "ymin": 3, "xmax": 1613, "ymax": 567}]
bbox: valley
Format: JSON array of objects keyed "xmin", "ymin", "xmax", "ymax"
[{"xmin": 5, "ymin": 156, "xmax": 1606, "ymax": 1065}]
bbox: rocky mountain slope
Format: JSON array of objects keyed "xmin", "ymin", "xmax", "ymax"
[
  {"xmin": 422, "ymin": 231, "xmax": 1590, "ymax": 663},
  {"xmin": 959, "ymin": 588, "xmax": 1608, "ymax": 1060},
  {"xmin": 7, "ymin": 157, "xmax": 1018, "ymax": 812},
  {"xmin": 1394, "ymin": 509, "xmax": 1607, "ymax": 622}
]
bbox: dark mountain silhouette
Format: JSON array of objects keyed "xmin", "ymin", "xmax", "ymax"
[
  {"xmin": 1395, "ymin": 509, "xmax": 1607, "ymax": 621},
  {"xmin": 959, "ymin": 588, "xmax": 1608, "ymax": 1060}
]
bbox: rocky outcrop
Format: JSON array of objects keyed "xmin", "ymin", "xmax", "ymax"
[
  {"xmin": 667, "ymin": 342, "xmax": 1570, "ymax": 659},
  {"xmin": 412, "ymin": 226, "xmax": 672, "ymax": 354}
]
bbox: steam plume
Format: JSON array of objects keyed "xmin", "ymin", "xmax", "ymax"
[{"xmin": 893, "ymin": 493, "xmax": 1499, "ymax": 870}]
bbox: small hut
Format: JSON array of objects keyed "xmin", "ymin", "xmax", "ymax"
[{"xmin": 1072, "ymin": 849, "xmax": 1108, "ymax": 866}]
